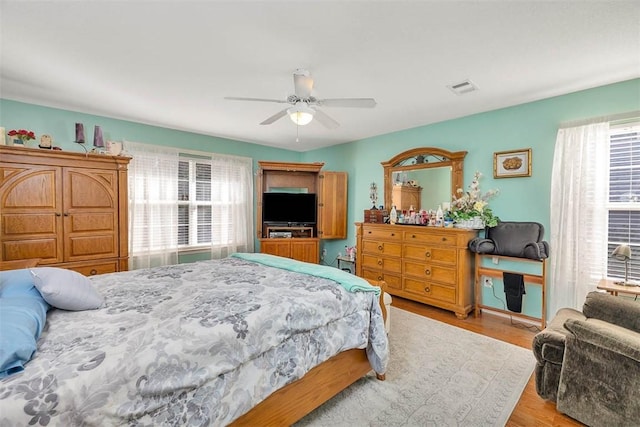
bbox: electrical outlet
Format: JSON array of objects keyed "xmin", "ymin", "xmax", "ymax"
[
  {"xmin": 483, "ymin": 277, "xmax": 493, "ymax": 288},
  {"xmin": 321, "ymin": 248, "xmax": 327, "ymax": 260}
]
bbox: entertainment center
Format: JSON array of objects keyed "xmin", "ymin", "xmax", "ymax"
[{"xmin": 257, "ymin": 161, "xmax": 347, "ymax": 264}]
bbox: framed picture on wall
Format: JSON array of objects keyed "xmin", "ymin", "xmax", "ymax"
[{"xmin": 493, "ymin": 148, "xmax": 532, "ymax": 178}]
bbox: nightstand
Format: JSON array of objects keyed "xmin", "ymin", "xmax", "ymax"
[
  {"xmin": 597, "ymin": 278, "xmax": 640, "ymax": 297},
  {"xmin": 337, "ymin": 255, "xmax": 355, "ymax": 274}
]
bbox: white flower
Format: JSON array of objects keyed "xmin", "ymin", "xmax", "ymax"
[{"xmin": 451, "ymin": 171, "xmax": 500, "ymax": 226}]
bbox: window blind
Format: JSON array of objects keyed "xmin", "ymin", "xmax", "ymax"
[{"xmin": 607, "ymin": 124, "xmax": 640, "ymax": 280}]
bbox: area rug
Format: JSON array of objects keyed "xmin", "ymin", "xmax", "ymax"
[{"xmin": 296, "ymin": 307, "xmax": 535, "ymax": 426}]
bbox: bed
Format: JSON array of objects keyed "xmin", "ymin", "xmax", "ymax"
[{"xmin": 0, "ymin": 253, "xmax": 388, "ymax": 426}]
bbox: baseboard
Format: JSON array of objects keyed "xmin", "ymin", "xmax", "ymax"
[{"xmin": 479, "ymin": 306, "xmax": 543, "ymax": 328}]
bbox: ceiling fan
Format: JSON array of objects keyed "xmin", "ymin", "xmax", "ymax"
[{"xmin": 225, "ymin": 69, "xmax": 376, "ymax": 129}]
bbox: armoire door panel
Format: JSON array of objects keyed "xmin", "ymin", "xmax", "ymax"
[
  {"xmin": 1, "ymin": 168, "xmax": 59, "ymax": 209},
  {"xmin": 2, "ymin": 213, "xmax": 58, "ymax": 236},
  {"xmin": 318, "ymin": 171, "xmax": 347, "ymax": 239},
  {"xmin": 67, "ymin": 235, "xmax": 116, "ymax": 259},
  {"xmin": 2, "ymin": 239, "xmax": 59, "ymax": 262},
  {"xmin": 261, "ymin": 241, "xmax": 291, "ymax": 258},
  {"xmin": 64, "ymin": 169, "xmax": 117, "ymax": 210},
  {"xmin": 69, "ymin": 213, "xmax": 116, "ymax": 233},
  {"xmin": 290, "ymin": 241, "xmax": 318, "ymax": 263}
]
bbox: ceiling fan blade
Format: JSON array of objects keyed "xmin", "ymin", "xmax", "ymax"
[
  {"xmin": 225, "ymin": 96, "xmax": 289, "ymax": 104},
  {"xmin": 313, "ymin": 108, "xmax": 340, "ymax": 129},
  {"xmin": 293, "ymin": 69, "xmax": 313, "ymax": 98},
  {"xmin": 260, "ymin": 108, "xmax": 289, "ymax": 125},
  {"xmin": 316, "ymin": 98, "xmax": 377, "ymax": 108}
]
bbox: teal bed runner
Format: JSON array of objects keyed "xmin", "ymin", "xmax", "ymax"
[{"xmin": 230, "ymin": 252, "xmax": 380, "ymax": 296}]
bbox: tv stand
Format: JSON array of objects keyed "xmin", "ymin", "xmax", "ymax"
[{"xmin": 256, "ymin": 161, "xmax": 347, "ymax": 264}]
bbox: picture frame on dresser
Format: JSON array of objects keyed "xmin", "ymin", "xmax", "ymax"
[{"xmin": 493, "ymin": 148, "xmax": 532, "ymax": 178}]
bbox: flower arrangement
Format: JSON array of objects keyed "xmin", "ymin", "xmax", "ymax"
[
  {"xmin": 8, "ymin": 129, "xmax": 36, "ymax": 143},
  {"xmin": 451, "ymin": 171, "xmax": 500, "ymax": 227}
]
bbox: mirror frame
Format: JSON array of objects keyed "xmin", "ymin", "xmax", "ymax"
[{"xmin": 381, "ymin": 147, "xmax": 467, "ymax": 210}]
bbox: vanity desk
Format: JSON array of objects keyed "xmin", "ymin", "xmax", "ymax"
[{"xmin": 357, "ymin": 146, "xmax": 477, "ymax": 319}]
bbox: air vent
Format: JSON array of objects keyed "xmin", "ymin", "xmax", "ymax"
[{"xmin": 447, "ymin": 79, "xmax": 479, "ymax": 95}]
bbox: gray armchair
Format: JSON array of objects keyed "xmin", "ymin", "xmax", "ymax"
[{"xmin": 533, "ymin": 291, "xmax": 640, "ymax": 427}]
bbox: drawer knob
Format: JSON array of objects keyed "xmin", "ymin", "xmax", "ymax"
[
  {"xmin": 391, "ymin": 233, "xmax": 395, "ymax": 237},
  {"xmin": 377, "ymin": 259, "xmax": 383, "ymax": 266},
  {"xmin": 63, "ymin": 213, "xmax": 69, "ymax": 217},
  {"xmin": 424, "ymin": 269, "xmax": 431, "ymax": 276},
  {"xmin": 425, "ymin": 251, "xmax": 431, "ymax": 258},
  {"xmin": 412, "ymin": 234, "xmax": 416, "ymax": 238},
  {"xmin": 367, "ymin": 231, "xmax": 372, "ymax": 234},
  {"xmin": 377, "ymin": 275, "xmax": 383, "ymax": 281},
  {"xmin": 55, "ymin": 213, "xmax": 62, "ymax": 217},
  {"xmin": 442, "ymin": 237, "xmax": 447, "ymax": 241},
  {"xmin": 90, "ymin": 269, "xmax": 98, "ymax": 275},
  {"xmin": 378, "ymin": 245, "xmax": 384, "ymax": 251},
  {"xmin": 424, "ymin": 286, "xmax": 431, "ymax": 293}
]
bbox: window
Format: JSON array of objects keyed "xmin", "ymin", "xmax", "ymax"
[
  {"xmin": 128, "ymin": 141, "xmax": 254, "ymax": 268},
  {"xmin": 178, "ymin": 158, "xmax": 213, "ymax": 247},
  {"xmin": 606, "ymin": 123, "xmax": 640, "ymax": 281}
]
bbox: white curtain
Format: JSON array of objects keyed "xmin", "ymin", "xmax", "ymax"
[
  {"xmin": 127, "ymin": 141, "xmax": 179, "ymax": 269},
  {"xmin": 209, "ymin": 153, "xmax": 254, "ymax": 259},
  {"xmin": 549, "ymin": 122, "xmax": 610, "ymax": 316}
]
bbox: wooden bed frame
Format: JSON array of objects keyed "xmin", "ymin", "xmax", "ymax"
[{"xmin": 231, "ymin": 283, "xmax": 387, "ymax": 426}]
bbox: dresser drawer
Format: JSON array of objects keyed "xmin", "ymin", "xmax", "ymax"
[
  {"xmin": 403, "ymin": 230, "xmax": 456, "ymax": 247},
  {"xmin": 362, "ymin": 240, "xmax": 402, "ymax": 257},
  {"xmin": 403, "ymin": 244, "xmax": 457, "ymax": 264},
  {"xmin": 404, "ymin": 277, "xmax": 456, "ymax": 304},
  {"xmin": 66, "ymin": 261, "xmax": 118, "ymax": 276},
  {"xmin": 403, "ymin": 260, "xmax": 457, "ymax": 285},
  {"xmin": 362, "ymin": 269, "xmax": 402, "ymax": 290},
  {"xmin": 362, "ymin": 254, "xmax": 402, "ymax": 274},
  {"xmin": 362, "ymin": 227, "xmax": 402, "ymax": 241}
]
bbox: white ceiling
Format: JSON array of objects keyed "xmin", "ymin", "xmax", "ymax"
[{"xmin": 1, "ymin": 1, "xmax": 639, "ymax": 152}]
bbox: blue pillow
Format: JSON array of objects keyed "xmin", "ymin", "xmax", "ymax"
[
  {"xmin": 0, "ymin": 270, "xmax": 50, "ymax": 378},
  {"xmin": 0, "ymin": 269, "xmax": 41, "ymax": 299}
]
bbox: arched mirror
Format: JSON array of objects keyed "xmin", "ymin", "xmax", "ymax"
[{"xmin": 382, "ymin": 147, "xmax": 466, "ymax": 212}]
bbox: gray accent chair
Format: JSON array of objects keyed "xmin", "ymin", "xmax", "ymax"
[{"xmin": 533, "ymin": 291, "xmax": 640, "ymax": 427}]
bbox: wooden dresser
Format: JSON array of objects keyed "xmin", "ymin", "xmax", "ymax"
[
  {"xmin": 356, "ymin": 222, "xmax": 477, "ymax": 319},
  {"xmin": 0, "ymin": 145, "xmax": 130, "ymax": 275}
]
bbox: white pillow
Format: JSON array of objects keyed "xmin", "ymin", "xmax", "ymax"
[{"xmin": 29, "ymin": 267, "xmax": 104, "ymax": 311}]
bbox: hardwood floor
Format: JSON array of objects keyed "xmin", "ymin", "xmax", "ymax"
[{"xmin": 391, "ymin": 297, "xmax": 584, "ymax": 427}]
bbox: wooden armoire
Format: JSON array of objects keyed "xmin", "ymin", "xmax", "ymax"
[
  {"xmin": 0, "ymin": 145, "xmax": 130, "ymax": 275},
  {"xmin": 257, "ymin": 161, "xmax": 347, "ymax": 264}
]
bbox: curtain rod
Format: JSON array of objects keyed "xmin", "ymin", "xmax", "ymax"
[
  {"xmin": 559, "ymin": 110, "xmax": 640, "ymax": 129},
  {"xmin": 124, "ymin": 140, "xmax": 252, "ymax": 163}
]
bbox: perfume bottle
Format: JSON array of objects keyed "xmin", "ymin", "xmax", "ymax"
[{"xmin": 390, "ymin": 205, "xmax": 398, "ymax": 224}]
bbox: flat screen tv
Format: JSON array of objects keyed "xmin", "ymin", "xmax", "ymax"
[{"xmin": 262, "ymin": 192, "xmax": 317, "ymax": 224}]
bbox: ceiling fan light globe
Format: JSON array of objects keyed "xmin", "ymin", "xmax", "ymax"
[
  {"xmin": 289, "ymin": 112, "xmax": 313, "ymax": 126},
  {"xmin": 287, "ymin": 104, "xmax": 315, "ymax": 126}
]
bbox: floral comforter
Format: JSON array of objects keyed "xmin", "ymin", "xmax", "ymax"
[{"xmin": 0, "ymin": 257, "xmax": 388, "ymax": 426}]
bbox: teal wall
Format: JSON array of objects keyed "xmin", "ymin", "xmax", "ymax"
[
  {"xmin": 303, "ymin": 78, "xmax": 640, "ymax": 319},
  {"xmin": 0, "ymin": 99, "xmax": 303, "ymax": 262},
  {"xmin": 2, "ymin": 78, "xmax": 639, "ymax": 318}
]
